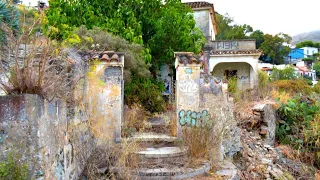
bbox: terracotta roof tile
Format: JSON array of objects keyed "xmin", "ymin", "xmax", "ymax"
[
  {"xmin": 296, "ymin": 66, "xmax": 310, "ymax": 72},
  {"xmin": 184, "ymin": 1, "xmax": 213, "ymax": 9},
  {"xmin": 87, "ymin": 51, "xmax": 124, "ymax": 62},
  {"xmin": 175, "ymin": 53, "xmax": 202, "ymax": 65},
  {"xmin": 211, "ymin": 49, "xmax": 262, "ymax": 55}
]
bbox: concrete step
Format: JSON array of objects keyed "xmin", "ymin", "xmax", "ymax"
[
  {"xmin": 132, "ymin": 161, "xmax": 210, "ymax": 180},
  {"xmin": 144, "ymin": 117, "xmax": 172, "ymax": 134},
  {"xmin": 135, "ymin": 146, "xmax": 188, "ymax": 158},
  {"xmin": 129, "ymin": 132, "xmax": 178, "ymax": 143},
  {"xmin": 135, "ymin": 146, "xmax": 188, "ymax": 168}
]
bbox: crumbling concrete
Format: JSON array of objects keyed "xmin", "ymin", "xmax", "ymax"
[{"xmin": 252, "ymin": 103, "xmax": 276, "ymax": 145}]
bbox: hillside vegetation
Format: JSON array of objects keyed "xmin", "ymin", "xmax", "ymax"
[{"xmin": 292, "ymin": 30, "xmax": 320, "ymax": 45}]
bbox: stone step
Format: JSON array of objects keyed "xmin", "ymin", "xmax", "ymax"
[
  {"xmin": 135, "ymin": 146, "xmax": 188, "ymax": 169},
  {"xmin": 129, "ymin": 132, "xmax": 178, "ymax": 143},
  {"xmin": 144, "ymin": 117, "xmax": 172, "ymax": 134},
  {"xmin": 135, "ymin": 146, "xmax": 188, "ymax": 158},
  {"xmin": 132, "ymin": 161, "xmax": 210, "ymax": 180}
]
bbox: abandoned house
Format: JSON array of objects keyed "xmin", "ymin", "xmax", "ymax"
[{"xmin": 185, "ymin": 1, "xmax": 262, "ymax": 89}]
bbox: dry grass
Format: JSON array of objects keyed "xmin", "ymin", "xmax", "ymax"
[
  {"xmin": 183, "ymin": 127, "xmax": 214, "ymax": 165},
  {"xmin": 182, "ymin": 95, "xmax": 236, "ymax": 167},
  {"xmin": 74, "ymin": 139, "xmax": 140, "ymax": 179},
  {"xmin": 271, "ymin": 79, "xmax": 313, "ymax": 95},
  {"xmin": 277, "ymin": 145, "xmax": 297, "ymax": 160},
  {"xmin": 0, "ymin": 13, "xmax": 79, "ymax": 101},
  {"xmin": 123, "ymin": 104, "xmax": 148, "ymax": 137}
]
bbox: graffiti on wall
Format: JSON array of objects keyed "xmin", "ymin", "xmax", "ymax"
[
  {"xmin": 179, "ymin": 110, "xmax": 212, "ymax": 127},
  {"xmin": 179, "ymin": 74, "xmax": 198, "ymax": 93},
  {"xmin": 217, "ymin": 41, "xmax": 239, "ymax": 50},
  {"xmin": 238, "ymin": 76, "xmax": 248, "ymax": 80}
]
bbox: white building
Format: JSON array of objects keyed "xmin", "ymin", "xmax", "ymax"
[{"xmin": 301, "ymin": 47, "xmax": 318, "ymax": 58}]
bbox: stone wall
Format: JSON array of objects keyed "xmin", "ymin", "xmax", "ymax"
[
  {"xmin": 252, "ymin": 103, "xmax": 276, "ymax": 145},
  {"xmin": 0, "ymin": 94, "xmax": 93, "ymax": 179}
]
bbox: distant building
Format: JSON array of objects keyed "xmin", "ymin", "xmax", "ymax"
[
  {"xmin": 301, "ymin": 47, "xmax": 318, "ymax": 58},
  {"xmin": 258, "ymin": 62, "xmax": 317, "ymax": 83},
  {"xmin": 288, "ymin": 48, "xmax": 304, "ymax": 61},
  {"xmin": 287, "ymin": 47, "xmax": 318, "ymax": 62},
  {"xmin": 19, "ymin": 0, "xmax": 48, "ymax": 9}
]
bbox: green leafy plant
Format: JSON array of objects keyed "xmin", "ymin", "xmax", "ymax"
[
  {"xmin": 276, "ymin": 96, "xmax": 320, "ymax": 167},
  {"xmin": 258, "ymin": 70, "xmax": 269, "ymax": 89},
  {"xmin": 124, "ymin": 77, "xmax": 165, "ymax": 113},
  {"xmin": 227, "ymin": 76, "xmax": 237, "ymax": 95},
  {"xmin": 0, "ymin": 151, "xmax": 29, "ymax": 180}
]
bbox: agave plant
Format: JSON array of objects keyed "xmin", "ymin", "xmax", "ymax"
[{"xmin": 0, "ymin": 0, "xmax": 20, "ymax": 44}]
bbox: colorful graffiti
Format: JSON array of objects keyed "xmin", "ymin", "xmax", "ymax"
[{"xmin": 179, "ymin": 110, "xmax": 211, "ymax": 127}]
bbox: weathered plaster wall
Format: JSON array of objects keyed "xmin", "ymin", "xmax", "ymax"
[
  {"xmin": 211, "ymin": 62, "xmax": 251, "ymax": 88},
  {"xmin": 0, "ymin": 94, "xmax": 94, "ymax": 179},
  {"xmin": 193, "ymin": 10, "xmax": 212, "ymax": 41},
  {"xmin": 176, "ymin": 64, "xmax": 201, "ymax": 137},
  {"xmin": 87, "ymin": 61, "xmax": 123, "ymax": 141}
]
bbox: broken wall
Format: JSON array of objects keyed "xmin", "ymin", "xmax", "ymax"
[{"xmin": 0, "ymin": 94, "xmax": 92, "ymax": 179}]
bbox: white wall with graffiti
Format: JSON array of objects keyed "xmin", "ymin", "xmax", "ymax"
[
  {"xmin": 211, "ymin": 62, "xmax": 251, "ymax": 88},
  {"xmin": 209, "ymin": 54, "xmax": 259, "ymax": 89}
]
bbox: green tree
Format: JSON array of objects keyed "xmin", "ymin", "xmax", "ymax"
[
  {"xmin": 313, "ymin": 62, "xmax": 320, "ymax": 77},
  {"xmin": 215, "ymin": 13, "xmax": 253, "ymax": 40},
  {"xmin": 296, "ymin": 40, "xmax": 320, "ymax": 48},
  {"xmin": 249, "ymin": 30, "xmax": 264, "ymax": 48},
  {"xmin": 270, "ymin": 65, "xmax": 297, "ymax": 81},
  {"xmin": 46, "ymin": 0, "xmax": 205, "ymax": 68},
  {"xmin": 259, "ymin": 33, "xmax": 291, "ymax": 64}
]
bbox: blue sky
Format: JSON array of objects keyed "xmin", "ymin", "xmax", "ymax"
[{"xmin": 183, "ymin": 0, "xmax": 320, "ymax": 36}]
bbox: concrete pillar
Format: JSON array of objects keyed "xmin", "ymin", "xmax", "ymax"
[
  {"xmin": 175, "ymin": 52, "xmax": 201, "ymax": 138},
  {"xmin": 87, "ymin": 52, "xmax": 124, "ymax": 142}
]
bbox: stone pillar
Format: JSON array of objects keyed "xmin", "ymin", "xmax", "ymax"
[
  {"xmin": 175, "ymin": 52, "xmax": 201, "ymax": 138},
  {"xmin": 87, "ymin": 52, "xmax": 124, "ymax": 142}
]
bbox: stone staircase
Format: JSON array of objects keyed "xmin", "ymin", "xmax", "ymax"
[{"xmin": 127, "ymin": 118, "xmax": 210, "ymax": 180}]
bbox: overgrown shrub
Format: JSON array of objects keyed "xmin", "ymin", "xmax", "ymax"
[
  {"xmin": 77, "ymin": 141, "xmax": 139, "ymax": 179},
  {"xmin": 0, "ymin": 151, "xmax": 29, "ymax": 180},
  {"xmin": 67, "ymin": 26, "xmax": 166, "ymax": 112},
  {"xmin": 258, "ymin": 70, "xmax": 269, "ymax": 89},
  {"xmin": 68, "ymin": 26, "xmax": 151, "ymax": 83},
  {"xmin": 276, "ymin": 96, "xmax": 320, "ymax": 168},
  {"xmin": 270, "ymin": 65, "xmax": 297, "ymax": 81},
  {"xmin": 314, "ymin": 82, "xmax": 320, "ymax": 94},
  {"xmin": 227, "ymin": 76, "xmax": 237, "ymax": 95},
  {"xmin": 271, "ymin": 79, "xmax": 313, "ymax": 95},
  {"xmin": 125, "ymin": 77, "xmax": 165, "ymax": 112},
  {"xmin": 123, "ymin": 104, "xmax": 148, "ymax": 137}
]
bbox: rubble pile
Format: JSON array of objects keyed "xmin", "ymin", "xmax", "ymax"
[{"xmin": 234, "ymin": 128, "xmax": 315, "ymax": 180}]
